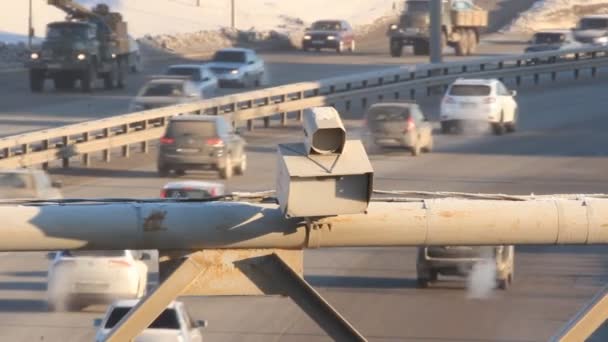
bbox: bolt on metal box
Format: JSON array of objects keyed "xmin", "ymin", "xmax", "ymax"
[{"xmin": 276, "ymin": 107, "xmax": 374, "ymax": 218}]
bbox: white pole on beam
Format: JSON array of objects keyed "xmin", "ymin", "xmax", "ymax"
[{"xmin": 0, "ymin": 196, "xmax": 607, "ymax": 251}]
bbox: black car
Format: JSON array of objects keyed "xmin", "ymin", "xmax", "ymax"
[
  {"xmin": 302, "ymin": 20, "xmax": 355, "ymax": 53},
  {"xmin": 157, "ymin": 115, "xmax": 247, "ymax": 179}
]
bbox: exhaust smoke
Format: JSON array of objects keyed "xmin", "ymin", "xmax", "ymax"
[{"xmin": 466, "ymin": 246, "xmax": 496, "ymax": 299}]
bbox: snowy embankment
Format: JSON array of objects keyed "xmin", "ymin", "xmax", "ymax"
[{"xmin": 503, "ymin": 0, "xmax": 608, "ymax": 33}]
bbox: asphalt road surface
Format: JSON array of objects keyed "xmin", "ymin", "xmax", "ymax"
[{"xmin": 0, "ymin": 64, "xmax": 607, "ymax": 341}]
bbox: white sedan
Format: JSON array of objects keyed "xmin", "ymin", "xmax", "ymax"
[
  {"xmin": 440, "ymin": 78, "xmax": 518, "ymax": 135},
  {"xmin": 207, "ymin": 48, "xmax": 266, "ymax": 88},
  {"xmin": 47, "ymin": 250, "xmax": 148, "ymax": 311},
  {"xmin": 166, "ymin": 64, "xmax": 218, "ymax": 98},
  {"xmin": 95, "ymin": 300, "xmax": 206, "ymax": 342}
]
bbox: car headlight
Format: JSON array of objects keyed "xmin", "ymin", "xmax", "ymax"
[
  {"xmin": 77, "ymin": 53, "xmax": 87, "ymax": 60},
  {"xmin": 30, "ymin": 52, "xmax": 39, "ymax": 60},
  {"xmin": 327, "ymin": 35, "xmax": 336, "ymax": 40},
  {"xmin": 303, "ymin": 35, "xmax": 311, "ymax": 40},
  {"xmin": 594, "ymin": 36, "xmax": 608, "ymax": 44},
  {"xmin": 111, "ymin": 53, "xmax": 117, "ymax": 59},
  {"xmin": 230, "ymin": 69, "xmax": 239, "ymax": 74},
  {"xmin": 390, "ymin": 24, "xmax": 398, "ymax": 30}
]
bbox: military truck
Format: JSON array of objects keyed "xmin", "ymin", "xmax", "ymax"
[
  {"xmin": 387, "ymin": 0, "xmax": 488, "ymax": 57},
  {"xmin": 27, "ymin": 0, "xmax": 131, "ymax": 92}
]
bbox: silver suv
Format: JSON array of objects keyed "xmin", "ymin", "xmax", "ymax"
[
  {"xmin": 416, "ymin": 245, "xmax": 515, "ymax": 289},
  {"xmin": 157, "ymin": 115, "xmax": 247, "ymax": 179}
]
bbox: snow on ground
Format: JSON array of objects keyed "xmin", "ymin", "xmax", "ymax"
[
  {"xmin": 503, "ymin": 0, "xmax": 608, "ymax": 33},
  {"xmin": 0, "ymin": 0, "xmax": 398, "ymax": 43}
]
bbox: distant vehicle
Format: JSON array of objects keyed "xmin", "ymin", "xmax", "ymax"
[
  {"xmin": 302, "ymin": 20, "xmax": 355, "ymax": 53},
  {"xmin": 524, "ymin": 30, "xmax": 584, "ymax": 64},
  {"xmin": 363, "ymin": 102, "xmax": 433, "ymax": 156},
  {"xmin": 440, "ymin": 78, "xmax": 518, "ymax": 135},
  {"xmin": 94, "ymin": 300, "xmax": 206, "ymax": 342},
  {"xmin": 0, "ymin": 169, "xmax": 62, "ymax": 200},
  {"xmin": 416, "ymin": 245, "xmax": 515, "ymax": 289},
  {"xmin": 207, "ymin": 48, "xmax": 265, "ymax": 88},
  {"xmin": 161, "ymin": 181, "xmax": 225, "ymax": 199},
  {"xmin": 128, "ymin": 78, "xmax": 203, "ymax": 112},
  {"xmin": 27, "ymin": 2, "xmax": 133, "ymax": 92},
  {"xmin": 573, "ymin": 14, "xmax": 608, "ymax": 45},
  {"xmin": 387, "ymin": 0, "xmax": 488, "ymax": 57},
  {"xmin": 157, "ymin": 115, "xmax": 247, "ymax": 179},
  {"xmin": 166, "ymin": 64, "xmax": 218, "ymax": 98},
  {"xmin": 47, "ymin": 250, "xmax": 149, "ymax": 311}
]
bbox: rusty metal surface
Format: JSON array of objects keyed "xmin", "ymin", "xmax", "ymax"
[{"xmin": 550, "ymin": 284, "xmax": 608, "ymax": 342}]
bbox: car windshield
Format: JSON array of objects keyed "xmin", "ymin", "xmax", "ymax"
[
  {"xmin": 166, "ymin": 121, "xmax": 217, "ymax": 138},
  {"xmin": 142, "ymin": 83, "xmax": 185, "ymax": 97},
  {"xmin": 105, "ymin": 308, "xmax": 180, "ymax": 329},
  {"xmin": 533, "ymin": 33, "xmax": 566, "ymax": 44},
  {"xmin": 367, "ymin": 107, "xmax": 411, "ymax": 121},
  {"xmin": 167, "ymin": 67, "xmax": 200, "ymax": 80},
  {"xmin": 579, "ymin": 18, "xmax": 608, "ymax": 30},
  {"xmin": 449, "ymin": 84, "xmax": 491, "ymax": 96},
  {"xmin": 212, "ymin": 51, "xmax": 246, "ymax": 63},
  {"xmin": 61, "ymin": 250, "xmax": 126, "ymax": 258},
  {"xmin": 406, "ymin": 1, "xmax": 429, "ymax": 12},
  {"xmin": 46, "ymin": 24, "xmax": 88, "ymax": 40},
  {"xmin": 311, "ymin": 21, "xmax": 342, "ymax": 31},
  {"xmin": 164, "ymin": 189, "xmax": 213, "ymax": 199}
]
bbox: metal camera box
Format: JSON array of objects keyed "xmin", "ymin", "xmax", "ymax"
[{"xmin": 276, "ymin": 107, "xmax": 373, "ymax": 218}]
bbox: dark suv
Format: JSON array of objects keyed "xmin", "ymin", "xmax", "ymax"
[
  {"xmin": 302, "ymin": 20, "xmax": 355, "ymax": 53},
  {"xmin": 157, "ymin": 115, "xmax": 247, "ymax": 179}
]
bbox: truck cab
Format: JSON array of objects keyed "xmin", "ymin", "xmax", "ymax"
[
  {"xmin": 387, "ymin": 0, "xmax": 486, "ymax": 57},
  {"xmin": 27, "ymin": 1, "xmax": 130, "ymax": 93}
]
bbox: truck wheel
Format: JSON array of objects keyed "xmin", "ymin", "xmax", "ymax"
[
  {"xmin": 411, "ymin": 141, "xmax": 421, "ymax": 156},
  {"xmin": 117, "ymin": 56, "xmax": 126, "ymax": 89},
  {"xmin": 104, "ymin": 61, "xmax": 118, "ymax": 90},
  {"xmin": 219, "ymin": 156, "xmax": 233, "ymax": 179},
  {"xmin": 81, "ymin": 64, "xmax": 94, "ymax": 93},
  {"xmin": 234, "ymin": 154, "xmax": 247, "ymax": 175},
  {"xmin": 390, "ymin": 41, "xmax": 403, "ymax": 57},
  {"xmin": 29, "ymin": 70, "xmax": 44, "ymax": 93},
  {"xmin": 466, "ymin": 29, "xmax": 477, "ymax": 55},
  {"xmin": 441, "ymin": 122, "xmax": 451, "ymax": 134},
  {"xmin": 455, "ymin": 30, "xmax": 468, "ymax": 56},
  {"xmin": 417, "ymin": 276, "xmax": 430, "ymax": 288},
  {"xmin": 413, "ymin": 41, "xmax": 429, "ymax": 56}
]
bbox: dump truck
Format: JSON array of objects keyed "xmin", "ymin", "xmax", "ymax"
[
  {"xmin": 387, "ymin": 0, "xmax": 488, "ymax": 57},
  {"xmin": 27, "ymin": 0, "xmax": 132, "ymax": 92}
]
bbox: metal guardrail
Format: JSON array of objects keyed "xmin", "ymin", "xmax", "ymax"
[{"xmin": 1, "ymin": 46, "xmax": 608, "ymax": 169}]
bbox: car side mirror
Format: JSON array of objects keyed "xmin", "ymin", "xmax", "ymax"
[
  {"xmin": 248, "ymin": 60, "xmax": 255, "ymax": 65},
  {"xmin": 202, "ymin": 77, "xmax": 210, "ymax": 82},
  {"xmin": 93, "ymin": 318, "xmax": 103, "ymax": 328},
  {"xmin": 140, "ymin": 252, "xmax": 151, "ymax": 261},
  {"xmin": 195, "ymin": 320, "xmax": 208, "ymax": 329},
  {"xmin": 52, "ymin": 180, "xmax": 63, "ymax": 188},
  {"xmin": 510, "ymin": 90, "xmax": 517, "ymax": 97}
]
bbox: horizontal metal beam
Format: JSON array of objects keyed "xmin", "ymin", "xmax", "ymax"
[{"xmin": 0, "ymin": 195, "xmax": 607, "ymax": 251}]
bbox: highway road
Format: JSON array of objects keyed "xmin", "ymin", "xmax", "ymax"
[
  {"xmin": 1, "ymin": 25, "xmax": 607, "ymax": 341},
  {"xmin": 0, "ymin": 66, "xmax": 607, "ymax": 341},
  {"xmin": 0, "ymin": 35, "xmax": 526, "ymax": 137}
]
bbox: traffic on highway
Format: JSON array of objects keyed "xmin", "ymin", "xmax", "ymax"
[{"xmin": 2, "ymin": 0, "xmax": 608, "ymax": 341}]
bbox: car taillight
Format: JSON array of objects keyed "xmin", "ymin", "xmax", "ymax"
[
  {"xmin": 405, "ymin": 117, "xmax": 416, "ymax": 132},
  {"xmin": 160, "ymin": 137, "xmax": 174, "ymax": 145},
  {"xmin": 483, "ymin": 97, "xmax": 496, "ymax": 104},
  {"xmin": 210, "ymin": 187, "xmax": 217, "ymax": 197},
  {"xmin": 109, "ymin": 259, "xmax": 132, "ymax": 267},
  {"xmin": 160, "ymin": 189, "xmax": 167, "ymax": 198},
  {"xmin": 444, "ymin": 96, "xmax": 456, "ymax": 104},
  {"xmin": 206, "ymin": 138, "xmax": 223, "ymax": 146}
]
